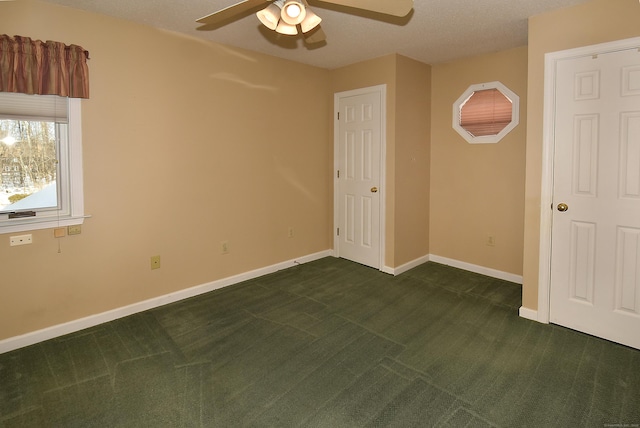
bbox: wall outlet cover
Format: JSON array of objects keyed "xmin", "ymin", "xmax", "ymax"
[
  {"xmin": 10, "ymin": 234, "xmax": 33, "ymax": 246},
  {"xmin": 150, "ymin": 255, "xmax": 161, "ymax": 270}
]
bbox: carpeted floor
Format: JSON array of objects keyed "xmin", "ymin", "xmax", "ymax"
[{"xmin": 1, "ymin": 257, "xmax": 639, "ymax": 427}]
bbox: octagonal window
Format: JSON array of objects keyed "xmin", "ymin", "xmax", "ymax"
[{"xmin": 453, "ymin": 81, "xmax": 519, "ymax": 144}]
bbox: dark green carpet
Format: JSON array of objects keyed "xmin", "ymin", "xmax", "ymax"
[{"xmin": 1, "ymin": 257, "xmax": 639, "ymax": 427}]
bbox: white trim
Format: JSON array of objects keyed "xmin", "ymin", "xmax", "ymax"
[
  {"xmin": 0, "ymin": 250, "xmax": 332, "ymax": 354},
  {"xmin": 538, "ymin": 36, "xmax": 640, "ymax": 325},
  {"xmin": 538, "ymin": 44, "xmax": 557, "ymax": 324},
  {"xmin": 380, "ymin": 265, "xmax": 395, "ymax": 275},
  {"xmin": 518, "ymin": 306, "xmax": 539, "ymax": 322},
  {"xmin": 333, "ymin": 84, "xmax": 387, "ymax": 271},
  {"xmin": 0, "ymin": 98, "xmax": 85, "ymax": 234},
  {"xmin": 382, "ymin": 254, "xmax": 430, "ymax": 276},
  {"xmin": 68, "ymin": 99, "xmax": 85, "ymax": 219},
  {"xmin": 429, "ymin": 254, "xmax": 523, "ymax": 284}
]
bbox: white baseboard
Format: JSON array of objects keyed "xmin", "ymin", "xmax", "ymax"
[
  {"xmin": 382, "ymin": 254, "xmax": 430, "ymax": 276},
  {"xmin": 519, "ymin": 306, "xmax": 539, "ymax": 322},
  {"xmin": 428, "ymin": 254, "xmax": 523, "ymax": 284},
  {"xmin": 0, "ymin": 250, "xmax": 333, "ymax": 355}
]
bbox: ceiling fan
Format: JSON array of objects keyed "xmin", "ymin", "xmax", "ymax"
[{"xmin": 196, "ymin": 0, "xmax": 414, "ymax": 45}]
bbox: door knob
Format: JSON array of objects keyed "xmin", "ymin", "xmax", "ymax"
[
  {"xmin": 371, "ymin": 187, "xmax": 378, "ymax": 193},
  {"xmin": 557, "ymin": 203, "xmax": 568, "ymax": 212}
]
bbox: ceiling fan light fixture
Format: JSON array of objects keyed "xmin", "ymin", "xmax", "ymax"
[
  {"xmin": 285, "ymin": 4, "xmax": 301, "ymax": 18},
  {"xmin": 256, "ymin": 3, "xmax": 282, "ymax": 31},
  {"xmin": 300, "ymin": 8, "xmax": 321, "ymax": 33},
  {"xmin": 275, "ymin": 20, "xmax": 298, "ymax": 35},
  {"xmin": 281, "ymin": 0, "xmax": 306, "ymax": 25}
]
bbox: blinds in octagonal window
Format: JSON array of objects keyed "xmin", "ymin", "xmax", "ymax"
[
  {"xmin": 460, "ymin": 88, "xmax": 512, "ymax": 137},
  {"xmin": 452, "ymin": 81, "xmax": 519, "ymax": 144}
]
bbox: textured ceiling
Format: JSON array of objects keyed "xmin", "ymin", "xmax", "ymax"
[{"xmin": 39, "ymin": 0, "xmax": 591, "ymax": 69}]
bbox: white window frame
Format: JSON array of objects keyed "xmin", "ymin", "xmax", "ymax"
[
  {"xmin": 0, "ymin": 97, "xmax": 85, "ymax": 234},
  {"xmin": 452, "ymin": 81, "xmax": 520, "ymax": 144}
]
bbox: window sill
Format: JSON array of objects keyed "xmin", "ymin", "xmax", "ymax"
[{"xmin": 0, "ymin": 214, "xmax": 90, "ymax": 235}]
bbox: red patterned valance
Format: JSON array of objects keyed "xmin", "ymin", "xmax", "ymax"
[{"xmin": 0, "ymin": 34, "xmax": 89, "ymax": 98}]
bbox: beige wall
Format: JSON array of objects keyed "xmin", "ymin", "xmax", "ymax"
[
  {"xmin": 394, "ymin": 56, "xmax": 431, "ymax": 267},
  {"xmin": 9, "ymin": 0, "xmax": 632, "ymax": 343},
  {"xmin": 1, "ymin": 2, "xmax": 433, "ymax": 343},
  {"xmin": 430, "ymin": 46, "xmax": 528, "ymax": 276},
  {"xmin": 0, "ymin": 0, "xmax": 332, "ymax": 340},
  {"xmin": 522, "ymin": 0, "xmax": 640, "ymax": 310},
  {"xmin": 330, "ymin": 55, "xmax": 432, "ymax": 268}
]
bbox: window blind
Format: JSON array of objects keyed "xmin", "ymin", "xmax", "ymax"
[
  {"xmin": 459, "ymin": 88, "xmax": 511, "ymax": 137},
  {"xmin": 0, "ymin": 92, "xmax": 68, "ymax": 123}
]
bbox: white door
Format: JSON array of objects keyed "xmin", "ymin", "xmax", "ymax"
[
  {"xmin": 550, "ymin": 46, "xmax": 640, "ymax": 350},
  {"xmin": 335, "ymin": 87, "xmax": 384, "ymax": 269}
]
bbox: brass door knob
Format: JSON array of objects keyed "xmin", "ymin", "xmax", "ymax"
[
  {"xmin": 371, "ymin": 187, "xmax": 378, "ymax": 193},
  {"xmin": 557, "ymin": 203, "xmax": 568, "ymax": 212}
]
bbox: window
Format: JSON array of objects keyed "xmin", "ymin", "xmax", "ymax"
[
  {"xmin": 452, "ymin": 81, "xmax": 519, "ymax": 144},
  {"xmin": 0, "ymin": 92, "xmax": 84, "ymax": 233}
]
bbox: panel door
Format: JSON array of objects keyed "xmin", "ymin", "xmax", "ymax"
[
  {"xmin": 336, "ymin": 91, "xmax": 382, "ymax": 268},
  {"xmin": 550, "ymin": 47, "xmax": 640, "ymax": 349}
]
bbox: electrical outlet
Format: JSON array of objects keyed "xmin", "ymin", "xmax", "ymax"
[
  {"xmin": 68, "ymin": 225, "xmax": 82, "ymax": 235},
  {"xmin": 150, "ymin": 255, "xmax": 161, "ymax": 270},
  {"xmin": 221, "ymin": 241, "xmax": 229, "ymax": 255},
  {"xmin": 10, "ymin": 234, "xmax": 32, "ymax": 246},
  {"xmin": 487, "ymin": 235, "xmax": 496, "ymax": 247},
  {"xmin": 288, "ymin": 227, "xmax": 295, "ymax": 238}
]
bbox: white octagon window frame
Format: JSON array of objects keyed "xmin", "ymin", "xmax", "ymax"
[{"xmin": 452, "ymin": 81, "xmax": 520, "ymax": 144}]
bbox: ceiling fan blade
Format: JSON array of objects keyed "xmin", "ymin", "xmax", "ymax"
[
  {"xmin": 303, "ymin": 25, "xmax": 326, "ymax": 44},
  {"xmin": 315, "ymin": 0, "xmax": 413, "ymax": 17},
  {"xmin": 196, "ymin": 0, "xmax": 271, "ymax": 25}
]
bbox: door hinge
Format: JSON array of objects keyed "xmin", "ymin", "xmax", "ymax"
[
  {"xmin": 337, "ymin": 170, "xmax": 340, "ymax": 178},
  {"xmin": 337, "ymin": 112, "xmax": 340, "ymax": 120},
  {"xmin": 337, "ymin": 228, "xmax": 340, "ymax": 236}
]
